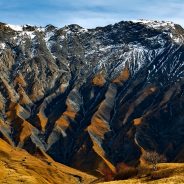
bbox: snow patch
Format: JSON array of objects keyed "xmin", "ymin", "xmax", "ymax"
[
  {"xmin": 20, "ymin": 31, "xmax": 35, "ymax": 39},
  {"xmin": 36, "ymin": 27, "xmax": 46, "ymax": 32},
  {"xmin": 45, "ymin": 31, "xmax": 54, "ymax": 43},
  {"xmin": 131, "ymin": 19, "xmax": 175, "ymax": 29},
  {"xmin": 44, "ymin": 31, "xmax": 57, "ymax": 59},
  {"xmin": 6, "ymin": 24, "xmax": 23, "ymax": 31},
  {"xmin": 0, "ymin": 43, "xmax": 6, "ymax": 49},
  {"xmin": 168, "ymin": 33, "xmax": 183, "ymax": 44},
  {"xmin": 78, "ymin": 28, "xmax": 88, "ymax": 33},
  {"xmin": 60, "ymin": 35, "xmax": 65, "ymax": 40},
  {"xmin": 0, "ymin": 42, "xmax": 6, "ymax": 54}
]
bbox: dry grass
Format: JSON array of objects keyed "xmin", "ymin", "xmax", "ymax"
[
  {"xmin": 97, "ymin": 163, "xmax": 184, "ymax": 184},
  {"xmin": 92, "ymin": 73, "xmax": 106, "ymax": 86},
  {"xmin": 0, "ymin": 139, "xmax": 96, "ymax": 184},
  {"xmin": 1, "ymin": 136, "xmax": 184, "ymax": 184},
  {"xmin": 112, "ymin": 68, "xmax": 129, "ymax": 84}
]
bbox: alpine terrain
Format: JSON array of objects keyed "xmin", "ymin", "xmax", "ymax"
[{"xmin": 0, "ymin": 20, "xmax": 184, "ymax": 183}]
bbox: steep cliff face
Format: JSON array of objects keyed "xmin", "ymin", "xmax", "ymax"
[{"xmin": 0, "ymin": 20, "xmax": 184, "ymax": 174}]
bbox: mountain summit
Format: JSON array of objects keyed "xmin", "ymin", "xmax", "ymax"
[{"xmin": 0, "ymin": 20, "xmax": 184, "ymax": 180}]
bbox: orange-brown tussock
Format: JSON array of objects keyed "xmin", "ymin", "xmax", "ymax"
[
  {"xmin": 0, "ymin": 101, "xmax": 4, "ymax": 111},
  {"xmin": 150, "ymin": 87, "xmax": 156, "ymax": 92},
  {"xmin": 37, "ymin": 111, "xmax": 48, "ymax": 132},
  {"xmin": 133, "ymin": 118, "xmax": 143, "ymax": 126},
  {"xmin": 88, "ymin": 117, "xmax": 109, "ymax": 139},
  {"xmin": 92, "ymin": 73, "xmax": 106, "ymax": 86},
  {"xmin": 113, "ymin": 68, "xmax": 130, "ymax": 83},
  {"xmin": 6, "ymin": 102, "xmax": 17, "ymax": 122},
  {"xmin": 19, "ymin": 121, "xmax": 33, "ymax": 143},
  {"xmin": 64, "ymin": 99, "xmax": 77, "ymax": 119},
  {"xmin": 56, "ymin": 117, "xmax": 69, "ymax": 129},
  {"xmin": 63, "ymin": 111, "xmax": 76, "ymax": 119},
  {"xmin": 15, "ymin": 103, "xmax": 30, "ymax": 120},
  {"xmin": 17, "ymin": 86, "xmax": 32, "ymax": 105},
  {"xmin": 14, "ymin": 73, "xmax": 27, "ymax": 87}
]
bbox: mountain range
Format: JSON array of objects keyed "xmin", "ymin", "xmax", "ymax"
[{"xmin": 0, "ymin": 20, "xmax": 184, "ymax": 183}]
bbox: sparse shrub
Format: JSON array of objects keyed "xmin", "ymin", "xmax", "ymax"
[{"xmin": 142, "ymin": 151, "xmax": 167, "ymax": 171}]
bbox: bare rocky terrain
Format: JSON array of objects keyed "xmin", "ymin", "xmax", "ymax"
[{"xmin": 0, "ymin": 20, "xmax": 184, "ymax": 182}]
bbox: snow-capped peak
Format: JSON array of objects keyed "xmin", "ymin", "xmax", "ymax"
[
  {"xmin": 6, "ymin": 24, "xmax": 23, "ymax": 31},
  {"xmin": 131, "ymin": 19, "xmax": 175, "ymax": 29},
  {"xmin": 5, "ymin": 24, "xmax": 46, "ymax": 32}
]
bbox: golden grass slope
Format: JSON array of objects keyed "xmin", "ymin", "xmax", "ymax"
[
  {"xmin": 98, "ymin": 163, "xmax": 184, "ymax": 184},
  {"xmin": 0, "ymin": 138, "xmax": 96, "ymax": 184}
]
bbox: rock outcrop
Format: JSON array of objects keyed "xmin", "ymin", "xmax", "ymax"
[{"xmin": 0, "ymin": 20, "xmax": 184, "ymax": 175}]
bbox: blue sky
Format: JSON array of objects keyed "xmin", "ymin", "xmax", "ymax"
[{"xmin": 1, "ymin": 0, "xmax": 184, "ymax": 28}]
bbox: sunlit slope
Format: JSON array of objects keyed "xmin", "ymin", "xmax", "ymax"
[{"xmin": 0, "ymin": 138, "xmax": 96, "ymax": 184}]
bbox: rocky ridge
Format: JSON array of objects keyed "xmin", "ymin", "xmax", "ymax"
[{"xmin": 0, "ymin": 20, "xmax": 184, "ymax": 176}]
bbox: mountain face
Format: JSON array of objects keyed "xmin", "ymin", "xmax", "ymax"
[{"xmin": 0, "ymin": 20, "xmax": 184, "ymax": 175}]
